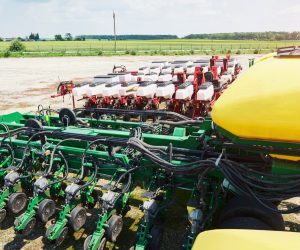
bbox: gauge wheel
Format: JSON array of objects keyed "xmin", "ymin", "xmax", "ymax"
[
  {"xmin": 37, "ymin": 199, "xmax": 56, "ymax": 223},
  {"xmin": 69, "ymin": 206, "xmax": 87, "ymax": 231},
  {"xmin": 106, "ymin": 215, "xmax": 123, "ymax": 242},
  {"xmin": 8, "ymin": 192, "xmax": 27, "ymax": 214}
]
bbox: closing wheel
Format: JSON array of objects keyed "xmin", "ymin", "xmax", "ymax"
[
  {"xmin": 83, "ymin": 235, "xmax": 92, "ymax": 250},
  {"xmin": 84, "ymin": 235, "xmax": 107, "ymax": 250},
  {"xmin": 8, "ymin": 192, "xmax": 27, "ymax": 214},
  {"xmin": 55, "ymin": 226, "xmax": 68, "ymax": 246},
  {"xmin": 98, "ymin": 237, "xmax": 107, "ymax": 250},
  {"xmin": 45, "ymin": 224, "xmax": 54, "ymax": 239},
  {"xmin": 148, "ymin": 225, "xmax": 164, "ymax": 250},
  {"xmin": 37, "ymin": 199, "xmax": 56, "ymax": 223},
  {"xmin": 106, "ymin": 215, "xmax": 123, "ymax": 242},
  {"xmin": 0, "ymin": 209, "xmax": 7, "ymax": 223},
  {"xmin": 22, "ymin": 217, "xmax": 36, "ymax": 236},
  {"xmin": 69, "ymin": 206, "xmax": 87, "ymax": 231}
]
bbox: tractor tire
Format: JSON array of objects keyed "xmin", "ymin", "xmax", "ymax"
[
  {"xmin": 220, "ymin": 216, "xmax": 272, "ymax": 230},
  {"xmin": 148, "ymin": 225, "xmax": 164, "ymax": 250},
  {"xmin": 8, "ymin": 192, "xmax": 27, "ymax": 214},
  {"xmin": 55, "ymin": 226, "xmax": 68, "ymax": 246},
  {"xmin": 22, "ymin": 217, "xmax": 36, "ymax": 236},
  {"xmin": 0, "ymin": 209, "xmax": 7, "ymax": 223},
  {"xmin": 106, "ymin": 215, "xmax": 123, "ymax": 242},
  {"xmin": 37, "ymin": 199, "xmax": 56, "ymax": 223},
  {"xmin": 218, "ymin": 197, "xmax": 284, "ymax": 231},
  {"xmin": 69, "ymin": 206, "xmax": 87, "ymax": 231}
]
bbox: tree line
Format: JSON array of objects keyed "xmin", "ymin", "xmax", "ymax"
[
  {"xmin": 2, "ymin": 32, "xmax": 299, "ymax": 42},
  {"xmin": 76, "ymin": 35, "xmax": 178, "ymax": 40},
  {"xmin": 184, "ymin": 32, "xmax": 300, "ymax": 40}
]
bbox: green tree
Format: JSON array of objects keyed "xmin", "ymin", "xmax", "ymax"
[
  {"xmin": 65, "ymin": 33, "xmax": 73, "ymax": 41},
  {"xmin": 29, "ymin": 33, "xmax": 35, "ymax": 40},
  {"xmin": 9, "ymin": 40, "xmax": 26, "ymax": 52},
  {"xmin": 54, "ymin": 34, "xmax": 64, "ymax": 41}
]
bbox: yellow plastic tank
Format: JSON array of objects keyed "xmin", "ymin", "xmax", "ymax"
[
  {"xmin": 192, "ymin": 229, "xmax": 300, "ymax": 250},
  {"xmin": 212, "ymin": 55, "xmax": 300, "ymax": 143}
]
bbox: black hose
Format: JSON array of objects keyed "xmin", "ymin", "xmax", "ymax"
[{"xmin": 41, "ymin": 150, "xmax": 69, "ymax": 192}]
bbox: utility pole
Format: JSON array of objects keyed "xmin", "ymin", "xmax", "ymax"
[{"xmin": 113, "ymin": 10, "xmax": 116, "ymax": 53}]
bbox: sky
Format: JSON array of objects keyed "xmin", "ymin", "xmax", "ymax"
[{"xmin": 0, "ymin": 0, "xmax": 299, "ymax": 38}]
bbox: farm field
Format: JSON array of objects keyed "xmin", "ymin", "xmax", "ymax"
[{"xmin": 0, "ymin": 39, "xmax": 299, "ymax": 57}]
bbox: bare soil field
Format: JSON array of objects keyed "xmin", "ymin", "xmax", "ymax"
[{"xmin": 0, "ymin": 55, "xmax": 299, "ymax": 250}]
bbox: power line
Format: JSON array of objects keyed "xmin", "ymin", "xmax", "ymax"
[{"xmin": 113, "ymin": 10, "xmax": 116, "ymax": 53}]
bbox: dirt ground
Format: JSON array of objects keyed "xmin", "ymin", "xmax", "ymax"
[{"xmin": 0, "ymin": 55, "xmax": 299, "ymax": 249}]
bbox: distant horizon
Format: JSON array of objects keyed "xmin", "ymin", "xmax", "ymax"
[{"xmin": 1, "ymin": 31, "xmax": 300, "ymax": 40}]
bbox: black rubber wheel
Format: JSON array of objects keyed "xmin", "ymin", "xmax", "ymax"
[
  {"xmin": 8, "ymin": 192, "xmax": 27, "ymax": 214},
  {"xmin": 0, "ymin": 209, "xmax": 7, "ymax": 223},
  {"xmin": 148, "ymin": 225, "xmax": 164, "ymax": 250},
  {"xmin": 37, "ymin": 199, "xmax": 56, "ymax": 223},
  {"xmin": 22, "ymin": 217, "xmax": 36, "ymax": 236},
  {"xmin": 106, "ymin": 215, "xmax": 123, "ymax": 242},
  {"xmin": 218, "ymin": 197, "xmax": 284, "ymax": 230},
  {"xmin": 55, "ymin": 226, "xmax": 68, "ymax": 246},
  {"xmin": 69, "ymin": 206, "xmax": 87, "ymax": 231},
  {"xmin": 59, "ymin": 108, "xmax": 77, "ymax": 126},
  {"xmin": 220, "ymin": 216, "xmax": 272, "ymax": 230}
]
